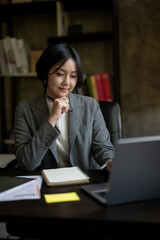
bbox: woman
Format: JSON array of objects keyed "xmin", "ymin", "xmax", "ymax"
[{"xmin": 14, "ymin": 43, "xmax": 114, "ymax": 171}]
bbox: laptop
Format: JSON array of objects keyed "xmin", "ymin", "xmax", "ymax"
[{"xmin": 81, "ymin": 135, "xmax": 160, "ymax": 206}]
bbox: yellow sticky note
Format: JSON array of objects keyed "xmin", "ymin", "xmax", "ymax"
[{"xmin": 44, "ymin": 192, "xmax": 80, "ymax": 203}]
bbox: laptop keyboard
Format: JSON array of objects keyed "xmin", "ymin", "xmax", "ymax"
[
  {"xmin": 95, "ymin": 190, "xmax": 109, "ymax": 199},
  {"xmin": 93, "ymin": 182, "xmax": 110, "ymax": 200}
]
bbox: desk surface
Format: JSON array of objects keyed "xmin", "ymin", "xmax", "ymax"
[{"xmin": 0, "ymin": 168, "xmax": 160, "ymax": 238}]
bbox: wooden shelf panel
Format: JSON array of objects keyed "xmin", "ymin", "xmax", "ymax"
[
  {"xmin": 0, "ymin": 73, "xmax": 37, "ymax": 78},
  {"xmin": 0, "ymin": 1, "xmax": 57, "ymax": 17},
  {"xmin": 62, "ymin": 0, "xmax": 112, "ymax": 11},
  {"xmin": 0, "ymin": 0, "xmax": 112, "ymax": 18},
  {"xmin": 48, "ymin": 31, "xmax": 112, "ymax": 45}
]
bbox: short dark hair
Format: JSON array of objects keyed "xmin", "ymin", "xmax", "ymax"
[{"xmin": 36, "ymin": 43, "xmax": 84, "ymax": 91}]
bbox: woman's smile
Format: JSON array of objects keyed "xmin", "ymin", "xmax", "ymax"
[{"xmin": 59, "ymin": 88, "xmax": 69, "ymax": 92}]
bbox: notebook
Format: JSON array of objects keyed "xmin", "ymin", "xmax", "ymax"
[
  {"xmin": 41, "ymin": 166, "xmax": 90, "ymax": 186},
  {"xmin": 81, "ymin": 135, "xmax": 160, "ymax": 206}
]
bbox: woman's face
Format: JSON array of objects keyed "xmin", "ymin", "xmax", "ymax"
[{"xmin": 46, "ymin": 58, "xmax": 78, "ymax": 99}]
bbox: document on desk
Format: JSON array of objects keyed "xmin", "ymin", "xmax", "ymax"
[{"xmin": 0, "ymin": 175, "xmax": 43, "ymax": 202}]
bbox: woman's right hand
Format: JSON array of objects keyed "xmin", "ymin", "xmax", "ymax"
[{"xmin": 48, "ymin": 97, "xmax": 69, "ymax": 127}]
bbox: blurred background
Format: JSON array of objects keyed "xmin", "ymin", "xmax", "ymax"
[{"xmin": 0, "ymin": 0, "xmax": 160, "ymax": 153}]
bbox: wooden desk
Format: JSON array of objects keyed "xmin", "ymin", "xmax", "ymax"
[{"xmin": 0, "ymin": 168, "xmax": 160, "ymax": 239}]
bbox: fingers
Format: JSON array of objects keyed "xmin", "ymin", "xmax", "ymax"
[
  {"xmin": 49, "ymin": 97, "xmax": 69, "ymax": 122},
  {"xmin": 48, "ymin": 97, "xmax": 69, "ymax": 127},
  {"xmin": 54, "ymin": 97, "xmax": 69, "ymax": 114}
]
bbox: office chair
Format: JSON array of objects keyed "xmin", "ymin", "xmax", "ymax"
[{"xmin": 99, "ymin": 101, "xmax": 122, "ymax": 146}]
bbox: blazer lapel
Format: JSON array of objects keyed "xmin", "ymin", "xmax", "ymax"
[
  {"xmin": 31, "ymin": 94, "xmax": 58, "ymax": 163},
  {"xmin": 31, "ymin": 94, "xmax": 49, "ymax": 127},
  {"xmin": 68, "ymin": 94, "xmax": 83, "ymax": 151}
]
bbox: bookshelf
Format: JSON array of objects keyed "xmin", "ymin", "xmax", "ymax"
[
  {"xmin": 0, "ymin": 0, "xmax": 120, "ymax": 152},
  {"xmin": 0, "ymin": 73, "xmax": 37, "ymax": 77},
  {"xmin": 48, "ymin": 31, "xmax": 113, "ymax": 44}
]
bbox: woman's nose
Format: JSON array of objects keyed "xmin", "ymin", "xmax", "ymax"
[{"xmin": 63, "ymin": 75, "xmax": 70, "ymax": 84}]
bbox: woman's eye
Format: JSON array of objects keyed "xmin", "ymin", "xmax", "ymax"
[
  {"xmin": 57, "ymin": 72, "xmax": 64, "ymax": 76},
  {"xmin": 71, "ymin": 75, "xmax": 77, "ymax": 78}
]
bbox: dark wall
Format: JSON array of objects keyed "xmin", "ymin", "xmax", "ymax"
[{"xmin": 119, "ymin": 0, "xmax": 160, "ymax": 137}]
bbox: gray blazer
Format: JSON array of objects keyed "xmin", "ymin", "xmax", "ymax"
[{"xmin": 14, "ymin": 93, "xmax": 114, "ymax": 171}]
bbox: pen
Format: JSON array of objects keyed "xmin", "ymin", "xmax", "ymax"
[{"xmin": 46, "ymin": 96, "xmax": 73, "ymax": 112}]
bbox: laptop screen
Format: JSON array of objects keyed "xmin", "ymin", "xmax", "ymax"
[
  {"xmin": 107, "ymin": 135, "xmax": 160, "ymax": 205},
  {"xmin": 82, "ymin": 135, "xmax": 160, "ymax": 206}
]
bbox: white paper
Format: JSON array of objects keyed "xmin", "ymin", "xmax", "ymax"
[{"xmin": 0, "ymin": 175, "xmax": 43, "ymax": 202}]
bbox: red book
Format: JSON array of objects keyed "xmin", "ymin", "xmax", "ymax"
[
  {"xmin": 101, "ymin": 72, "xmax": 113, "ymax": 101},
  {"xmin": 94, "ymin": 72, "xmax": 113, "ymax": 101},
  {"xmin": 94, "ymin": 73, "xmax": 105, "ymax": 101}
]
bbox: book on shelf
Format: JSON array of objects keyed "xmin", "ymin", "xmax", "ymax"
[
  {"xmin": 5, "ymin": 36, "xmax": 17, "ymax": 73},
  {"xmin": 101, "ymin": 72, "xmax": 113, "ymax": 101},
  {"xmin": 2, "ymin": 37, "xmax": 13, "ymax": 74},
  {"xmin": 41, "ymin": 166, "xmax": 90, "ymax": 186},
  {"xmin": 17, "ymin": 38, "xmax": 30, "ymax": 73},
  {"xmin": 86, "ymin": 75, "xmax": 98, "ymax": 100},
  {"xmin": 0, "ymin": 36, "xmax": 30, "ymax": 74},
  {"xmin": 10, "ymin": 37, "xmax": 23, "ymax": 73},
  {"xmin": 86, "ymin": 72, "xmax": 113, "ymax": 101}
]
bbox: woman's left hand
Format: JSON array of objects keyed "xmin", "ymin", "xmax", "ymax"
[{"xmin": 106, "ymin": 159, "xmax": 112, "ymax": 172}]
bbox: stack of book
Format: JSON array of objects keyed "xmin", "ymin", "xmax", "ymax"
[
  {"xmin": 41, "ymin": 166, "xmax": 90, "ymax": 186},
  {"xmin": 86, "ymin": 72, "xmax": 113, "ymax": 101},
  {"xmin": 0, "ymin": 36, "xmax": 30, "ymax": 74}
]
